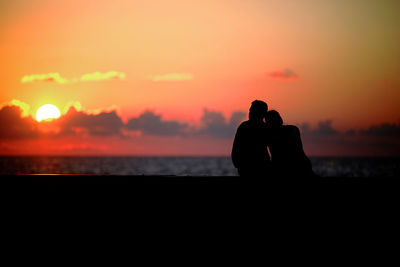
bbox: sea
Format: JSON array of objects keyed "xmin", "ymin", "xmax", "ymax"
[{"xmin": 0, "ymin": 156, "xmax": 399, "ymax": 177}]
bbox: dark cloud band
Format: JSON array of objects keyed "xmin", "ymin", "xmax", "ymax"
[{"xmin": 1, "ymin": 103, "xmax": 399, "ymax": 156}]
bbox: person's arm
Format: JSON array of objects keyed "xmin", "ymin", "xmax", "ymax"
[
  {"xmin": 293, "ymin": 126, "xmax": 304, "ymax": 151},
  {"xmin": 231, "ymin": 124, "xmax": 244, "ymax": 169},
  {"xmin": 293, "ymin": 126, "xmax": 313, "ymax": 171}
]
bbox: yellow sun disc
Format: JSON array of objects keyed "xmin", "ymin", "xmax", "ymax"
[{"xmin": 36, "ymin": 104, "xmax": 61, "ymax": 122}]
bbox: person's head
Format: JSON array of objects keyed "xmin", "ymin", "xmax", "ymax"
[
  {"xmin": 249, "ymin": 100, "xmax": 268, "ymax": 122},
  {"xmin": 265, "ymin": 110, "xmax": 283, "ymax": 128}
]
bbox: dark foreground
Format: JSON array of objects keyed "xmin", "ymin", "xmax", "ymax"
[
  {"xmin": 2, "ymin": 174, "xmax": 399, "ymax": 251},
  {"xmin": 3, "ymin": 174, "xmax": 399, "ymax": 226},
  {"xmin": 2, "ymin": 174, "xmax": 400, "ymax": 187},
  {"xmin": 2, "ymin": 174, "xmax": 399, "ymax": 201}
]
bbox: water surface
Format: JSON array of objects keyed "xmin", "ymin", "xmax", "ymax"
[{"xmin": 1, "ymin": 156, "xmax": 399, "ymax": 177}]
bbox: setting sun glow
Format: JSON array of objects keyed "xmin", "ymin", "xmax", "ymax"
[
  {"xmin": 0, "ymin": 1, "xmax": 399, "ymax": 157},
  {"xmin": 36, "ymin": 104, "xmax": 61, "ymax": 122}
]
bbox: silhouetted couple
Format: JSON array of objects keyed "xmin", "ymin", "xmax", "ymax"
[{"xmin": 232, "ymin": 100, "xmax": 314, "ymax": 178}]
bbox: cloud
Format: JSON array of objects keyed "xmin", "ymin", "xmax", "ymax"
[
  {"xmin": 148, "ymin": 73, "xmax": 194, "ymax": 82},
  {"xmin": 229, "ymin": 111, "xmax": 247, "ymax": 126},
  {"xmin": 301, "ymin": 120, "xmax": 338, "ymax": 136},
  {"xmin": 1, "ymin": 99, "xmax": 31, "ymax": 117},
  {"xmin": 300, "ymin": 119, "xmax": 400, "ymax": 141},
  {"xmin": 0, "ymin": 105, "xmax": 39, "ymax": 139},
  {"xmin": 126, "ymin": 111, "xmax": 188, "ymax": 136},
  {"xmin": 62, "ymin": 101, "xmax": 83, "ymax": 114},
  {"xmin": 53, "ymin": 143, "xmax": 109, "ymax": 153},
  {"xmin": 124, "ymin": 109, "xmax": 245, "ymax": 138},
  {"xmin": 80, "ymin": 71, "xmax": 126, "ymax": 82},
  {"xmin": 2, "ymin": 98, "xmax": 398, "ymax": 157},
  {"xmin": 21, "ymin": 71, "xmax": 126, "ymax": 84},
  {"xmin": 299, "ymin": 120, "xmax": 400, "ymax": 156},
  {"xmin": 59, "ymin": 107, "xmax": 124, "ymax": 136},
  {"xmin": 360, "ymin": 121, "xmax": 400, "ymax": 137},
  {"xmin": 268, "ymin": 69, "xmax": 299, "ymax": 80},
  {"xmin": 0, "ymin": 103, "xmax": 125, "ymax": 139},
  {"xmin": 21, "ymin": 73, "xmax": 69, "ymax": 84},
  {"xmin": 197, "ymin": 109, "xmax": 246, "ymax": 138}
]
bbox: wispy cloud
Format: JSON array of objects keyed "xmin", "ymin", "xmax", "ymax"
[
  {"xmin": 148, "ymin": 73, "xmax": 194, "ymax": 82},
  {"xmin": 21, "ymin": 71, "xmax": 126, "ymax": 84},
  {"xmin": 268, "ymin": 69, "xmax": 299, "ymax": 80},
  {"xmin": 80, "ymin": 71, "xmax": 126, "ymax": 82},
  {"xmin": 21, "ymin": 73, "xmax": 69, "ymax": 84}
]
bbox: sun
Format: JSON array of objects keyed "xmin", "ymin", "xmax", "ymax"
[{"xmin": 36, "ymin": 104, "xmax": 61, "ymax": 122}]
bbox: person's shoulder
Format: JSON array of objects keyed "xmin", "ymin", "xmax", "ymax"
[
  {"xmin": 237, "ymin": 120, "xmax": 250, "ymax": 129},
  {"xmin": 234, "ymin": 121, "xmax": 249, "ymax": 136},
  {"xmin": 284, "ymin": 125, "xmax": 300, "ymax": 135}
]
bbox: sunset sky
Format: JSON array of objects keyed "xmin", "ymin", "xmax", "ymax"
[{"xmin": 1, "ymin": 0, "xmax": 399, "ymax": 156}]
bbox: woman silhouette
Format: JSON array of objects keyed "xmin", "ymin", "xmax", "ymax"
[{"xmin": 265, "ymin": 110, "xmax": 315, "ymax": 177}]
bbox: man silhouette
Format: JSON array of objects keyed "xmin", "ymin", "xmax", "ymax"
[{"xmin": 231, "ymin": 100, "xmax": 270, "ymax": 177}]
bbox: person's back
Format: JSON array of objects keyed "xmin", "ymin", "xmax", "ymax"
[
  {"xmin": 232, "ymin": 120, "xmax": 270, "ymax": 176},
  {"xmin": 231, "ymin": 100, "xmax": 270, "ymax": 177},
  {"xmin": 266, "ymin": 110, "xmax": 314, "ymax": 177}
]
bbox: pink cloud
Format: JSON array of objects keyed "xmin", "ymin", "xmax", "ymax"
[{"xmin": 268, "ymin": 69, "xmax": 299, "ymax": 81}]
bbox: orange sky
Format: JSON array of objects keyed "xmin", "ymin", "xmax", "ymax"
[{"xmin": 1, "ymin": 0, "xmax": 399, "ymax": 156}]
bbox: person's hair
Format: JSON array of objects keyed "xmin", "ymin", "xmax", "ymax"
[
  {"xmin": 265, "ymin": 110, "xmax": 283, "ymax": 126},
  {"xmin": 249, "ymin": 100, "xmax": 268, "ymax": 121}
]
